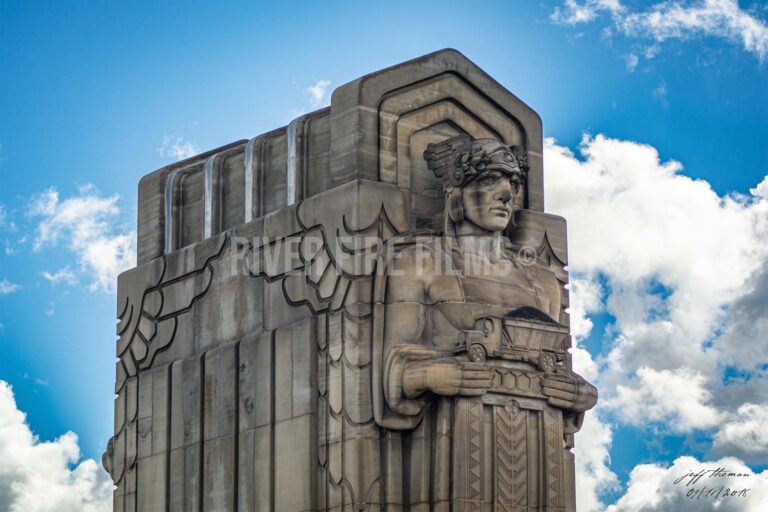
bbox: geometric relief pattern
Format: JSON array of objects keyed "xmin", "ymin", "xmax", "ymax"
[
  {"xmin": 544, "ymin": 408, "xmax": 564, "ymax": 509},
  {"xmin": 115, "ymin": 239, "xmax": 222, "ymax": 392},
  {"xmin": 467, "ymin": 399, "xmax": 483, "ymax": 505},
  {"xmin": 510, "ymin": 409, "xmax": 529, "ymax": 508},
  {"xmin": 454, "ymin": 399, "xmax": 568, "ymax": 512},
  {"xmin": 116, "ymin": 192, "xmax": 405, "ymax": 392},
  {"xmin": 110, "ymin": 184, "xmax": 410, "ymax": 509},
  {"xmin": 452, "ymin": 397, "xmax": 484, "ymax": 511},
  {"xmin": 494, "ymin": 403, "xmax": 530, "ymax": 511},
  {"xmin": 494, "ymin": 405, "xmax": 515, "ymax": 509}
]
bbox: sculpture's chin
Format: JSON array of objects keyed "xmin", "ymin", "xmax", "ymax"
[{"xmin": 485, "ymin": 219, "xmax": 510, "ymax": 232}]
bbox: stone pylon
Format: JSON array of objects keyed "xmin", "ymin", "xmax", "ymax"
[{"xmin": 104, "ymin": 49, "xmax": 595, "ymax": 512}]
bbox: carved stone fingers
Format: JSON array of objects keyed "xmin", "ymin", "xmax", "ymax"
[
  {"xmin": 542, "ymin": 377, "xmax": 578, "ymax": 409},
  {"xmin": 457, "ymin": 362, "xmax": 493, "ymax": 397},
  {"xmin": 403, "ymin": 358, "xmax": 494, "ymax": 398},
  {"xmin": 542, "ymin": 373, "xmax": 597, "ymax": 412}
]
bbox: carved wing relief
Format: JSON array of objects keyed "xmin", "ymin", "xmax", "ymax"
[{"xmin": 115, "ymin": 236, "xmax": 225, "ymax": 393}]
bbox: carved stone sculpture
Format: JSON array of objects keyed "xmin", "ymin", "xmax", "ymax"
[
  {"xmin": 372, "ymin": 136, "xmax": 596, "ymax": 510},
  {"xmin": 105, "ymin": 49, "xmax": 597, "ymax": 512}
]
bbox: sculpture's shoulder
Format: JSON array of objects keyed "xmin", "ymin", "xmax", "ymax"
[
  {"xmin": 384, "ymin": 232, "xmax": 444, "ymax": 273},
  {"xmin": 525, "ymin": 258, "xmax": 564, "ymax": 288},
  {"xmin": 382, "ymin": 233, "xmax": 460, "ymax": 304},
  {"xmin": 509, "ymin": 251, "xmax": 565, "ymax": 320}
]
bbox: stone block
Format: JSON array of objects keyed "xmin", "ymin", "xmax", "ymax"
[
  {"xmin": 202, "ymin": 436, "xmax": 236, "ymax": 511},
  {"xmin": 203, "ymin": 344, "xmax": 238, "ymax": 440},
  {"xmin": 274, "ymin": 414, "xmax": 314, "ymax": 512},
  {"xmin": 237, "ymin": 424, "xmax": 272, "ymax": 511},
  {"xmin": 238, "ymin": 331, "xmax": 273, "ymax": 431},
  {"xmin": 169, "ymin": 443, "xmax": 201, "ymax": 512},
  {"xmin": 136, "ymin": 452, "xmax": 166, "ymax": 512}
]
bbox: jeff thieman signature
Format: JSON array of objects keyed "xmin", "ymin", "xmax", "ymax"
[{"xmin": 674, "ymin": 467, "xmax": 751, "ymax": 500}]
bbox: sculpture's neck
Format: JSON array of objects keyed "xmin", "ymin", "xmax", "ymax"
[{"xmin": 455, "ymin": 234, "xmax": 502, "ymax": 261}]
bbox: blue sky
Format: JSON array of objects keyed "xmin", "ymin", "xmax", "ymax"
[{"xmin": 1, "ymin": 1, "xmax": 767, "ymax": 510}]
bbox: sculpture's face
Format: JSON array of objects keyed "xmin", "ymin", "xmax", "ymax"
[{"xmin": 461, "ymin": 170, "xmax": 520, "ymax": 233}]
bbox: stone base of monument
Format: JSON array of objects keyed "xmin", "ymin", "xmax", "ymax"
[{"xmin": 103, "ymin": 49, "xmax": 592, "ymax": 512}]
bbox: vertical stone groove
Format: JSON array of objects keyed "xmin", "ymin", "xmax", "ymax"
[
  {"xmin": 232, "ymin": 342, "xmax": 240, "ymax": 511},
  {"xmin": 198, "ymin": 354, "xmax": 205, "ymax": 512}
]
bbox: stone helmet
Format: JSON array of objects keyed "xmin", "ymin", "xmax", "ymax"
[
  {"xmin": 424, "ymin": 135, "xmax": 528, "ymax": 189},
  {"xmin": 424, "ymin": 135, "xmax": 528, "ymax": 231}
]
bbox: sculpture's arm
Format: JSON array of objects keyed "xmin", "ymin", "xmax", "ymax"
[{"xmin": 379, "ymin": 245, "xmax": 492, "ymax": 422}]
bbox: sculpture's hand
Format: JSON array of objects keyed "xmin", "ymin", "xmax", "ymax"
[
  {"xmin": 541, "ymin": 369, "xmax": 597, "ymax": 412},
  {"xmin": 403, "ymin": 359, "xmax": 492, "ymax": 398}
]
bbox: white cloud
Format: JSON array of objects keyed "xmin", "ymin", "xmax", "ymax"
[
  {"xmin": 713, "ymin": 402, "xmax": 768, "ymax": 462},
  {"xmin": 0, "ymin": 380, "xmax": 112, "ymax": 512},
  {"xmin": 607, "ymin": 367, "xmax": 723, "ymax": 432},
  {"xmin": 156, "ymin": 134, "xmax": 200, "ymax": 161},
  {"xmin": 552, "ymin": 0, "xmax": 768, "ymax": 62},
  {"xmin": 545, "ymin": 134, "xmax": 768, "ymax": 387},
  {"xmin": 606, "ymin": 455, "xmax": 768, "ymax": 512},
  {"xmin": 42, "ymin": 267, "xmax": 78, "ymax": 286},
  {"xmin": 644, "ymin": 43, "xmax": 661, "ymax": 59},
  {"xmin": 29, "ymin": 184, "xmax": 136, "ymax": 293},
  {"xmin": 0, "ymin": 278, "xmax": 20, "ymax": 295},
  {"xmin": 0, "ymin": 205, "xmax": 6, "ymax": 228},
  {"xmin": 575, "ymin": 410, "xmax": 619, "ymax": 512},
  {"xmin": 305, "ymin": 79, "xmax": 332, "ymax": 109},
  {"xmin": 544, "ymin": 134, "xmax": 768, "ymax": 508},
  {"xmin": 552, "ymin": 0, "xmax": 623, "ymax": 25},
  {"xmin": 568, "ymin": 276, "xmax": 604, "ymax": 383},
  {"xmin": 652, "ymin": 80, "xmax": 668, "ymax": 102},
  {"xmin": 751, "ymin": 175, "xmax": 768, "ymax": 199},
  {"xmin": 569, "ymin": 277, "xmax": 604, "ymax": 342}
]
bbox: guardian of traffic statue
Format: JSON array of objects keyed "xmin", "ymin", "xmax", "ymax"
[
  {"xmin": 373, "ymin": 135, "xmax": 597, "ymax": 510},
  {"xmin": 103, "ymin": 49, "xmax": 597, "ymax": 512}
]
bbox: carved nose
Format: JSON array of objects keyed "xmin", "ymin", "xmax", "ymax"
[{"xmin": 496, "ymin": 185, "xmax": 513, "ymax": 203}]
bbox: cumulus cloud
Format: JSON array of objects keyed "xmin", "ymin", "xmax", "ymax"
[
  {"xmin": 569, "ymin": 277, "xmax": 604, "ymax": 342},
  {"xmin": 156, "ymin": 134, "xmax": 200, "ymax": 161},
  {"xmin": 713, "ymin": 402, "xmax": 768, "ymax": 463},
  {"xmin": 552, "ymin": 0, "xmax": 768, "ymax": 62},
  {"xmin": 544, "ymin": 134, "xmax": 768, "ymax": 509},
  {"xmin": 607, "ymin": 367, "xmax": 722, "ymax": 432},
  {"xmin": 606, "ymin": 455, "xmax": 768, "ymax": 512},
  {"xmin": 568, "ymin": 277, "xmax": 603, "ymax": 382},
  {"xmin": 575, "ymin": 410, "xmax": 619, "ymax": 512},
  {"xmin": 717, "ymin": 256, "xmax": 768, "ymax": 370},
  {"xmin": 0, "ymin": 278, "xmax": 20, "ymax": 295},
  {"xmin": 545, "ymin": 134, "xmax": 768, "ymax": 386},
  {"xmin": 29, "ymin": 184, "xmax": 136, "ymax": 293},
  {"xmin": 0, "ymin": 380, "xmax": 112, "ymax": 512},
  {"xmin": 305, "ymin": 79, "xmax": 332, "ymax": 109}
]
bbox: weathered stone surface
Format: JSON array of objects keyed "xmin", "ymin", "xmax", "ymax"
[{"xmin": 107, "ymin": 49, "xmax": 595, "ymax": 511}]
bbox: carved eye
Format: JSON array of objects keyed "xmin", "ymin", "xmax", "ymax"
[{"xmin": 479, "ymin": 176, "xmax": 497, "ymax": 187}]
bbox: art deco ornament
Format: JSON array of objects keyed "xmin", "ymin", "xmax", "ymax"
[{"xmin": 423, "ymin": 134, "xmax": 528, "ymax": 189}]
